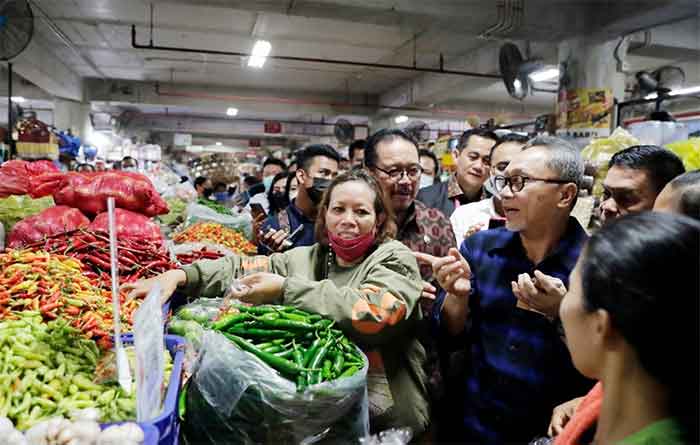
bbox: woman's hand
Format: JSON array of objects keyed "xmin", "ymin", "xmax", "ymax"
[
  {"xmin": 228, "ymin": 272, "xmax": 286, "ymax": 305},
  {"xmin": 548, "ymin": 396, "xmax": 584, "ymax": 437},
  {"xmin": 121, "ymin": 269, "xmax": 187, "ymax": 304}
]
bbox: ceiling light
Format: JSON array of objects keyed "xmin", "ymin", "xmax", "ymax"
[
  {"xmin": 216, "ymin": 142, "xmax": 222, "ymax": 146},
  {"xmin": 226, "ymin": 107, "xmax": 238, "ymax": 116},
  {"xmin": 528, "ymin": 68, "xmax": 559, "ymax": 82},
  {"xmin": 669, "ymin": 85, "xmax": 700, "ymax": 96},
  {"xmin": 645, "ymin": 85, "xmax": 700, "ymax": 100},
  {"xmin": 394, "ymin": 115, "xmax": 409, "ymax": 124},
  {"xmin": 10, "ymin": 96, "xmax": 25, "ymax": 103},
  {"xmin": 248, "ymin": 40, "xmax": 271, "ymax": 68}
]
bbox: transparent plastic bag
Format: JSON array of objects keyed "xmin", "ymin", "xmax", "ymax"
[
  {"xmin": 359, "ymin": 428, "xmax": 413, "ymax": 445},
  {"xmin": 133, "ymin": 286, "xmax": 165, "ymax": 422},
  {"xmin": 528, "ymin": 438, "xmax": 554, "ymax": 445},
  {"xmin": 183, "ymin": 331, "xmax": 369, "ymax": 445},
  {"xmin": 185, "ymin": 202, "xmax": 253, "ymax": 239}
]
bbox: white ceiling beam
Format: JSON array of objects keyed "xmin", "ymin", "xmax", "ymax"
[
  {"xmin": 628, "ymin": 16, "xmax": 700, "ymax": 61},
  {"xmin": 149, "ymin": 0, "xmax": 479, "ymax": 28},
  {"xmin": 10, "ymin": 35, "xmax": 84, "ymax": 101},
  {"xmin": 85, "ymin": 78, "xmax": 379, "ymax": 116},
  {"xmin": 379, "ymin": 40, "xmax": 507, "ymax": 109}
]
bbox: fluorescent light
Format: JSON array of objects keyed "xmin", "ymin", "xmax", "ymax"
[
  {"xmin": 10, "ymin": 96, "xmax": 25, "ymax": 103},
  {"xmin": 669, "ymin": 85, "xmax": 700, "ymax": 96},
  {"xmin": 528, "ymin": 68, "xmax": 559, "ymax": 82},
  {"xmin": 216, "ymin": 142, "xmax": 222, "ymax": 146},
  {"xmin": 394, "ymin": 115, "xmax": 409, "ymax": 124},
  {"xmin": 226, "ymin": 107, "xmax": 238, "ymax": 116},
  {"xmin": 645, "ymin": 85, "xmax": 700, "ymax": 100},
  {"xmin": 248, "ymin": 40, "xmax": 271, "ymax": 68}
]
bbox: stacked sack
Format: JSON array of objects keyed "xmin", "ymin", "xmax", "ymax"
[{"xmin": 5, "ymin": 164, "xmax": 170, "ymax": 251}]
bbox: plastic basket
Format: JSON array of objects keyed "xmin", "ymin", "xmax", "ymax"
[{"xmin": 104, "ymin": 334, "xmax": 185, "ymax": 445}]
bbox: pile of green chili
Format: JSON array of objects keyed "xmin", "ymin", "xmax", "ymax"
[{"xmin": 209, "ymin": 304, "xmax": 364, "ymax": 391}]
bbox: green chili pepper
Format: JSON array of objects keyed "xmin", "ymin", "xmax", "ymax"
[
  {"xmin": 234, "ymin": 305, "xmax": 291, "ymax": 315},
  {"xmin": 226, "ymin": 327, "xmax": 292, "ymax": 338},
  {"xmin": 339, "ymin": 366, "xmax": 359, "ymax": 378},
  {"xmin": 224, "ymin": 334, "xmax": 306, "ymax": 376},
  {"xmin": 280, "ymin": 311, "xmax": 307, "ymax": 322},
  {"xmin": 332, "ymin": 351, "xmax": 345, "ymax": 376},
  {"xmin": 261, "ymin": 345, "xmax": 285, "ymax": 354},
  {"xmin": 322, "ymin": 360, "xmax": 333, "ymax": 381},
  {"xmin": 275, "ymin": 349, "xmax": 294, "ymax": 359},
  {"xmin": 308, "ymin": 335, "xmax": 332, "ymax": 385},
  {"xmin": 254, "ymin": 318, "xmax": 317, "ymax": 332},
  {"xmin": 302, "ymin": 338, "xmax": 323, "ymax": 367},
  {"xmin": 212, "ymin": 313, "xmax": 250, "ymax": 331}
]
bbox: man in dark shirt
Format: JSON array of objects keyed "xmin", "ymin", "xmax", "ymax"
[
  {"xmin": 417, "ymin": 128, "xmax": 498, "ymax": 218},
  {"xmin": 600, "ymin": 145, "xmax": 685, "ymax": 223},
  {"xmin": 417, "ymin": 136, "xmax": 592, "ymax": 444},
  {"xmin": 258, "ymin": 144, "xmax": 339, "ymax": 253}
]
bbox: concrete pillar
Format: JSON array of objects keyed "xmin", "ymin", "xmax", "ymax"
[
  {"xmin": 53, "ymin": 99, "xmax": 91, "ymax": 139},
  {"xmin": 556, "ymin": 37, "xmax": 626, "ymax": 140}
]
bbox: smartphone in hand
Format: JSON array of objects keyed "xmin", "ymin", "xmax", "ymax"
[{"xmin": 250, "ymin": 203, "xmax": 267, "ymax": 219}]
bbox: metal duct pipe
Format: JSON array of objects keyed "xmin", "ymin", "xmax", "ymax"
[
  {"xmin": 479, "ymin": 0, "xmax": 507, "ymax": 39},
  {"xmin": 132, "ymin": 26, "xmax": 501, "ymax": 80},
  {"xmin": 124, "ymin": 110, "xmax": 370, "ymax": 128},
  {"xmin": 152, "ymin": 83, "xmax": 534, "ymax": 119}
]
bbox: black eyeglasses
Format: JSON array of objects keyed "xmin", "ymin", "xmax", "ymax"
[
  {"xmin": 372, "ymin": 164, "xmax": 423, "ymax": 181},
  {"xmin": 494, "ymin": 175, "xmax": 572, "ymax": 193}
]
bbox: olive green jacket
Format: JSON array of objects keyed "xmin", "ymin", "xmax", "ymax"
[{"xmin": 181, "ymin": 240, "xmax": 429, "ymax": 434}]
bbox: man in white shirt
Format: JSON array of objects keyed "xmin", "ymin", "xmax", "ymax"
[{"xmin": 450, "ymin": 133, "xmax": 529, "ymax": 243}]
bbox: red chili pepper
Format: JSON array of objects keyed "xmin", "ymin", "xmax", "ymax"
[
  {"xmin": 43, "ymin": 310, "xmax": 58, "ymax": 320},
  {"xmin": 40, "ymin": 301, "xmax": 61, "ymax": 313},
  {"xmin": 65, "ymin": 306, "xmax": 81, "ymax": 316}
]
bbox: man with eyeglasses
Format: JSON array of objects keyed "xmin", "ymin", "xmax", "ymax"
[
  {"xmin": 365, "ymin": 128, "xmax": 457, "ymax": 441},
  {"xmin": 450, "ymin": 133, "xmax": 529, "ymax": 242},
  {"xmin": 365, "ymin": 128, "xmax": 457, "ymax": 281},
  {"xmin": 418, "ymin": 128, "xmax": 498, "ymax": 219},
  {"xmin": 415, "ymin": 136, "xmax": 593, "ymax": 444}
]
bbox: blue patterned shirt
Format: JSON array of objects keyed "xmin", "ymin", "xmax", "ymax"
[{"xmin": 433, "ymin": 217, "xmax": 593, "ymax": 444}]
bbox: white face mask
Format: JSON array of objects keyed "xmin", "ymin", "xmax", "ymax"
[{"xmin": 419, "ymin": 174, "xmax": 435, "ymax": 189}]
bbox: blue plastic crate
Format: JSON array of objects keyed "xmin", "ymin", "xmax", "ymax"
[{"xmin": 104, "ymin": 334, "xmax": 185, "ymax": 445}]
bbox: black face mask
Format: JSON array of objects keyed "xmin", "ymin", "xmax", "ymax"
[
  {"xmin": 306, "ymin": 177, "xmax": 331, "ymax": 204},
  {"xmin": 203, "ymin": 187, "xmax": 214, "ymax": 198},
  {"xmin": 269, "ymin": 192, "xmax": 288, "ymax": 210}
]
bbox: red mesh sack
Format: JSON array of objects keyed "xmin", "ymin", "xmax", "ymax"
[
  {"xmin": 34, "ymin": 171, "xmax": 169, "ymax": 217},
  {"xmin": 89, "ymin": 209, "xmax": 164, "ymax": 249},
  {"xmin": 0, "ymin": 160, "xmax": 59, "ymax": 198},
  {"xmin": 8, "ymin": 206, "xmax": 90, "ymax": 248}
]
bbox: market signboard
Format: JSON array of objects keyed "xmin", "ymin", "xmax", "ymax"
[{"xmin": 556, "ymin": 88, "xmax": 613, "ymax": 139}]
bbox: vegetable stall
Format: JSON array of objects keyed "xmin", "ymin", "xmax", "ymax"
[{"xmin": 0, "ymin": 160, "xmax": 370, "ymax": 444}]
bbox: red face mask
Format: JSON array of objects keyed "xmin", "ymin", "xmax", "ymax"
[{"xmin": 327, "ymin": 229, "xmax": 376, "ymax": 263}]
